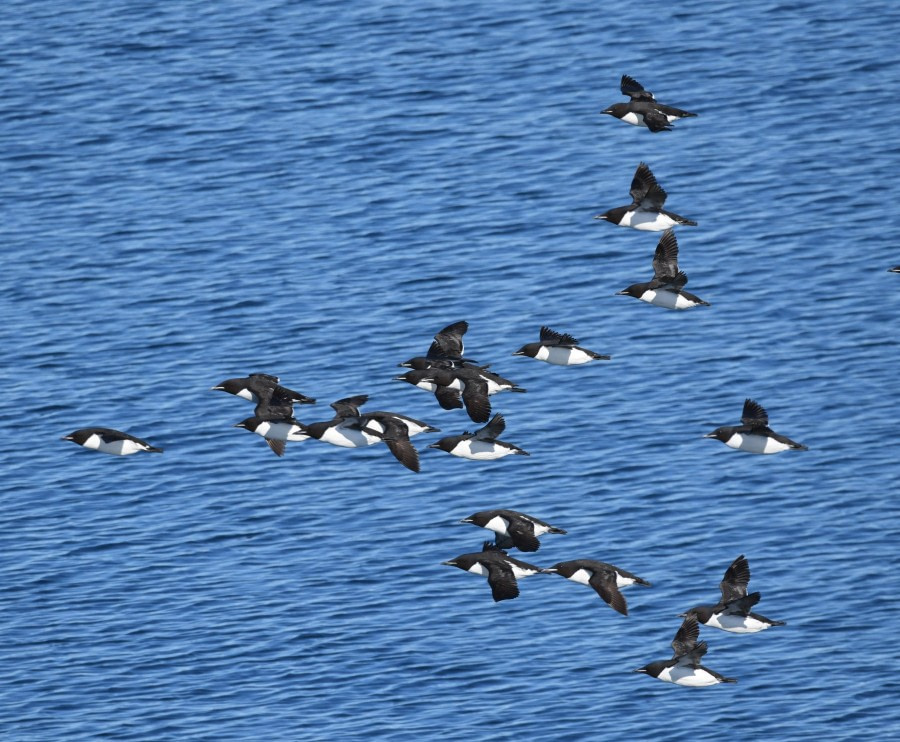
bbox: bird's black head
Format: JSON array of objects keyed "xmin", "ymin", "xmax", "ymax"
[
  {"xmin": 512, "ymin": 343, "xmax": 539, "ymax": 357},
  {"xmin": 594, "ymin": 205, "xmax": 627, "ymax": 223},
  {"xmin": 233, "ymin": 417, "xmax": 257, "ymax": 430},
  {"xmin": 703, "ymin": 427, "xmax": 731, "ymax": 442},
  {"xmin": 633, "ymin": 661, "xmax": 666, "ymax": 678},
  {"xmin": 212, "ymin": 378, "xmax": 247, "ymax": 395},
  {"xmin": 616, "ymin": 283, "xmax": 647, "ymax": 299},
  {"xmin": 602, "ymin": 103, "xmax": 628, "ymax": 117},
  {"xmin": 679, "ymin": 606, "xmax": 713, "ymax": 624},
  {"xmin": 427, "ymin": 437, "xmax": 458, "ymax": 453}
]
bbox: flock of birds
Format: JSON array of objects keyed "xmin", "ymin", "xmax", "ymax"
[{"xmin": 59, "ymin": 75, "xmax": 818, "ymax": 687}]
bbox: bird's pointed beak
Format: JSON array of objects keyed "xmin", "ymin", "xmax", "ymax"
[
  {"xmin": 539, "ymin": 568, "xmax": 558, "ymax": 574},
  {"xmin": 593, "ymin": 214, "xmax": 608, "ymax": 221},
  {"xmin": 458, "ymin": 518, "xmax": 472, "ymax": 524},
  {"xmin": 441, "ymin": 560, "xmax": 457, "ymax": 566},
  {"xmin": 615, "ymin": 289, "xmax": 629, "ymax": 295},
  {"xmin": 427, "ymin": 443, "xmax": 441, "ymax": 449},
  {"xmin": 632, "ymin": 668, "xmax": 648, "ymax": 674},
  {"xmin": 60, "ymin": 436, "xmax": 72, "ymax": 441},
  {"xmin": 601, "ymin": 108, "xmax": 614, "ymax": 115},
  {"xmin": 210, "ymin": 385, "xmax": 224, "ymax": 390},
  {"xmin": 702, "ymin": 432, "xmax": 717, "ymax": 438}
]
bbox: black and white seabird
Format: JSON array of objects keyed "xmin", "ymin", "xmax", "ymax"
[
  {"xmin": 427, "ymin": 413, "xmax": 529, "ymax": 460},
  {"xmin": 633, "ymin": 614, "xmax": 737, "ymax": 686},
  {"xmin": 211, "ymin": 373, "xmax": 316, "ymax": 410},
  {"xmin": 395, "ymin": 365, "xmax": 524, "ymax": 423},
  {"xmin": 602, "ymin": 74, "xmax": 697, "ymax": 132},
  {"xmin": 61, "ymin": 427, "xmax": 163, "ymax": 456},
  {"xmin": 513, "ymin": 326, "xmax": 611, "ymax": 365},
  {"xmin": 594, "ymin": 162, "xmax": 697, "ymax": 231},
  {"xmin": 399, "ymin": 321, "xmax": 474, "ymax": 368},
  {"xmin": 233, "ymin": 416, "xmax": 309, "ymax": 457},
  {"xmin": 460, "ymin": 509, "xmax": 567, "ymax": 552},
  {"xmin": 680, "ymin": 555, "xmax": 785, "ymax": 634},
  {"xmin": 617, "ymin": 230, "xmax": 710, "ymax": 310},
  {"xmin": 305, "ymin": 395, "xmax": 437, "ymax": 456},
  {"xmin": 359, "ymin": 415, "xmax": 423, "ymax": 473},
  {"xmin": 541, "ymin": 559, "xmax": 650, "ymax": 615},
  {"xmin": 394, "ymin": 369, "xmax": 466, "ymax": 411},
  {"xmin": 442, "ymin": 541, "xmax": 543, "ymax": 602},
  {"xmin": 704, "ymin": 398, "xmax": 807, "ymax": 454}
]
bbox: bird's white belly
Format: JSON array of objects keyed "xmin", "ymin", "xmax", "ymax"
[
  {"xmin": 659, "ymin": 665, "xmax": 723, "ymax": 687},
  {"xmin": 535, "ymin": 346, "xmax": 594, "ymax": 365},
  {"xmin": 567, "ymin": 568, "xmax": 593, "ymax": 586},
  {"xmin": 320, "ymin": 424, "xmax": 379, "ymax": 448},
  {"xmin": 709, "ymin": 613, "xmax": 771, "ymax": 633},
  {"xmin": 467, "ymin": 563, "xmax": 489, "ymax": 577},
  {"xmin": 257, "ymin": 421, "xmax": 309, "ymax": 442},
  {"xmin": 623, "ymin": 210, "xmax": 678, "ymax": 231},
  {"xmin": 87, "ymin": 435, "xmax": 145, "ymax": 456},
  {"xmin": 484, "ymin": 515, "xmax": 511, "ymax": 535},
  {"xmin": 452, "ymin": 440, "xmax": 515, "ymax": 460},
  {"xmin": 639, "ymin": 289, "xmax": 691, "ymax": 310},
  {"xmin": 725, "ymin": 433, "xmax": 791, "ymax": 455},
  {"xmin": 621, "ymin": 111, "xmax": 644, "ymax": 126}
]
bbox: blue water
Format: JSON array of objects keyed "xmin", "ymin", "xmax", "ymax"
[{"xmin": 2, "ymin": 0, "xmax": 899, "ymax": 739}]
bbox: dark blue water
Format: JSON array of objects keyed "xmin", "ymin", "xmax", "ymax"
[{"xmin": 2, "ymin": 0, "xmax": 899, "ymax": 739}]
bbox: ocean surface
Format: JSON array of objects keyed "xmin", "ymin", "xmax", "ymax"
[{"xmin": 2, "ymin": 0, "xmax": 899, "ymax": 739}]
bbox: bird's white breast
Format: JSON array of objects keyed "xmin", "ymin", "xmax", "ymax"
[
  {"xmin": 639, "ymin": 289, "xmax": 695, "ymax": 310},
  {"xmin": 708, "ymin": 613, "xmax": 772, "ymax": 633},
  {"xmin": 467, "ymin": 563, "xmax": 489, "ymax": 577},
  {"xmin": 86, "ymin": 435, "xmax": 146, "ymax": 456},
  {"xmin": 725, "ymin": 433, "xmax": 791, "ymax": 455},
  {"xmin": 319, "ymin": 423, "xmax": 379, "ymax": 448},
  {"xmin": 484, "ymin": 515, "xmax": 511, "ymax": 535},
  {"xmin": 566, "ymin": 568, "xmax": 593, "ymax": 586},
  {"xmin": 535, "ymin": 346, "xmax": 594, "ymax": 365},
  {"xmin": 256, "ymin": 421, "xmax": 309, "ymax": 442},
  {"xmin": 451, "ymin": 440, "xmax": 517, "ymax": 460},
  {"xmin": 624, "ymin": 211, "xmax": 679, "ymax": 231},
  {"xmin": 658, "ymin": 665, "xmax": 723, "ymax": 687},
  {"xmin": 621, "ymin": 111, "xmax": 644, "ymax": 126}
]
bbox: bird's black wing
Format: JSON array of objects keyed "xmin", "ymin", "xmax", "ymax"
[
  {"xmin": 428, "ymin": 320, "xmax": 469, "ymax": 360},
  {"xmin": 434, "ymin": 385, "xmax": 464, "ymax": 410},
  {"xmin": 265, "ymin": 438, "xmax": 286, "ymax": 457},
  {"xmin": 722, "ymin": 591, "xmax": 761, "ymax": 617},
  {"xmin": 484, "ymin": 561, "xmax": 520, "ymax": 602},
  {"xmin": 720, "ymin": 554, "xmax": 752, "ymax": 604},
  {"xmin": 475, "ymin": 413, "xmax": 506, "ymax": 441},
  {"xmin": 539, "ymin": 326, "xmax": 579, "ymax": 347},
  {"xmin": 651, "ymin": 229, "xmax": 680, "ymax": 281},
  {"xmin": 671, "ymin": 614, "xmax": 700, "ymax": 658},
  {"xmin": 507, "ymin": 519, "xmax": 540, "ymax": 552},
  {"xmin": 642, "ymin": 107, "xmax": 673, "ymax": 132},
  {"xmin": 588, "ymin": 569, "xmax": 628, "ymax": 615},
  {"xmin": 620, "ymin": 74, "xmax": 654, "ymax": 101},
  {"xmin": 461, "ymin": 377, "xmax": 491, "ymax": 424},
  {"xmin": 741, "ymin": 399, "xmax": 769, "ymax": 429},
  {"xmin": 629, "ymin": 162, "xmax": 667, "ymax": 210},
  {"xmin": 330, "ymin": 395, "xmax": 369, "ymax": 418}
]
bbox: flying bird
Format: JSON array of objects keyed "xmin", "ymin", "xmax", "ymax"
[
  {"xmin": 460, "ymin": 509, "xmax": 567, "ymax": 552},
  {"xmin": 513, "ymin": 326, "xmax": 611, "ymax": 365},
  {"xmin": 594, "ymin": 162, "xmax": 697, "ymax": 231},
  {"xmin": 616, "ymin": 230, "xmax": 709, "ymax": 309},
  {"xmin": 633, "ymin": 614, "xmax": 737, "ymax": 686},
  {"xmin": 602, "ymin": 74, "xmax": 697, "ymax": 132},
  {"xmin": 427, "ymin": 413, "xmax": 529, "ymax": 460},
  {"xmin": 541, "ymin": 559, "xmax": 651, "ymax": 615},
  {"xmin": 704, "ymin": 398, "xmax": 807, "ymax": 454},
  {"xmin": 679, "ymin": 555, "xmax": 786, "ymax": 633},
  {"xmin": 61, "ymin": 427, "xmax": 163, "ymax": 456},
  {"xmin": 442, "ymin": 541, "xmax": 543, "ymax": 602}
]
